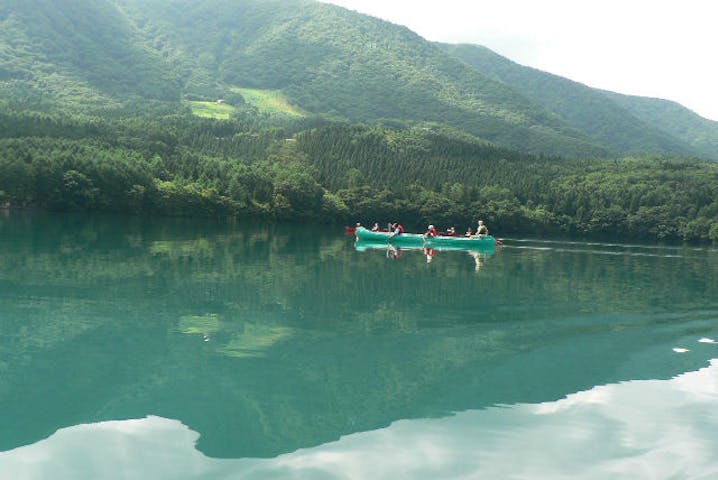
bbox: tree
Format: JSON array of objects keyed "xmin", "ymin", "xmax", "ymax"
[{"xmin": 63, "ymin": 170, "xmax": 99, "ymax": 209}]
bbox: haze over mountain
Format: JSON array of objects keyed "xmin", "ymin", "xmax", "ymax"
[
  {"xmin": 0, "ymin": 0, "xmax": 715, "ymax": 159},
  {"xmin": 440, "ymin": 43, "xmax": 718, "ymax": 160}
]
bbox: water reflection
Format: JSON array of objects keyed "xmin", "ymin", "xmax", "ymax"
[
  {"xmin": 3, "ymin": 360, "xmax": 717, "ymax": 479},
  {"xmin": 355, "ymin": 239, "xmax": 498, "ymax": 271},
  {"xmin": 505, "ymin": 237, "xmax": 718, "ymax": 259},
  {"xmin": 1, "ymin": 212, "xmax": 718, "ymax": 464}
]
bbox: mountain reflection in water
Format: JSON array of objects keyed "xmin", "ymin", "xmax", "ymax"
[{"xmin": 0, "ymin": 213, "xmax": 717, "ymax": 472}]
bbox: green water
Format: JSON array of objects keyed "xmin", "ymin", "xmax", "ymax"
[{"xmin": 1, "ymin": 212, "xmax": 717, "ymax": 479}]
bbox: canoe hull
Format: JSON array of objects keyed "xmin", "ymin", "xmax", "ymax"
[{"xmin": 355, "ymin": 227, "xmax": 496, "ymax": 250}]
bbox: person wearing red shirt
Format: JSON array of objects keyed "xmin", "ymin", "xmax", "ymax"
[{"xmin": 424, "ymin": 224, "xmax": 437, "ymax": 237}]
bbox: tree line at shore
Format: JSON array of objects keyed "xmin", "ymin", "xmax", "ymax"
[{"xmin": 1, "ymin": 111, "xmax": 717, "ymax": 243}]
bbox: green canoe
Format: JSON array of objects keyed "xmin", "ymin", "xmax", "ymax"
[{"xmin": 355, "ymin": 226, "xmax": 496, "ymax": 250}]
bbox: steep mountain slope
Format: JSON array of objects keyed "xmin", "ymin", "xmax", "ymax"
[
  {"xmin": 439, "ymin": 43, "xmax": 709, "ymax": 159},
  {"xmin": 600, "ymin": 92, "xmax": 718, "ymax": 159},
  {"xmin": 0, "ymin": 0, "xmax": 180, "ymax": 110},
  {"xmin": 0, "ymin": 0, "xmax": 713, "ymax": 160},
  {"xmin": 115, "ymin": 0, "xmax": 609, "ymax": 158}
]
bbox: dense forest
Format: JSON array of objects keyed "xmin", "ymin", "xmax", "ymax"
[
  {"xmin": 3, "ymin": 0, "xmax": 717, "ymax": 159},
  {"xmin": 1, "ymin": 110, "xmax": 717, "ymax": 243},
  {"xmin": 1, "ymin": 0, "xmax": 718, "ymax": 244}
]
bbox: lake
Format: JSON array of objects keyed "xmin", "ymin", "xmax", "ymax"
[{"xmin": 1, "ymin": 212, "xmax": 717, "ymax": 479}]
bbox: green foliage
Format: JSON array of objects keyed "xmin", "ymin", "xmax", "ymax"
[
  {"xmin": 0, "ymin": 0, "xmax": 181, "ymax": 111},
  {"xmin": 298, "ymin": 124, "xmax": 718, "ymax": 242},
  {"xmin": 0, "ymin": 0, "xmax": 608, "ymax": 156},
  {"xmin": 603, "ymin": 92, "xmax": 718, "ymax": 160},
  {"xmin": 188, "ymin": 101, "xmax": 236, "ymax": 119},
  {"xmin": 2, "ymin": 0, "xmax": 718, "ymax": 248},
  {"xmin": 441, "ymin": 43, "xmax": 717, "ymax": 160},
  {"xmin": 231, "ymin": 87, "xmax": 304, "ymax": 118},
  {"xmin": 1, "ymin": 0, "xmax": 716, "ymax": 160},
  {"xmin": 0, "ymin": 110, "xmax": 717, "ymax": 242}
]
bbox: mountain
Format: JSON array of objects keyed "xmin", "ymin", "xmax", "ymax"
[
  {"xmin": 115, "ymin": 0, "xmax": 609, "ymax": 157},
  {"xmin": 0, "ymin": 0, "xmax": 180, "ymax": 110},
  {"xmin": 600, "ymin": 91, "xmax": 718, "ymax": 160},
  {"xmin": 440, "ymin": 43, "xmax": 717, "ymax": 160},
  {"xmin": 0, "ymin": 0, "xmax": 716, "ymax": 160}
]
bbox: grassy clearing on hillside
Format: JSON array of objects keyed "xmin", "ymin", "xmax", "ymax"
[
  {"xmin": 232, "ymin": 87, "xmax": 303, "ymax": 118},
  {"xmin": 189, "ymin": 101, "xmax": 236, "ymax": 119}
]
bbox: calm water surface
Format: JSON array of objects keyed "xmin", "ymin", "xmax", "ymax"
[{"xmin": 1, "ymin": 212, "xmax": 717, "ymax": 479}]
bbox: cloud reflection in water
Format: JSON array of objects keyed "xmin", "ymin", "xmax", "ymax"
[{"xmin": 2, "ymin": 360, "xmax": 717, "ymax": 480}]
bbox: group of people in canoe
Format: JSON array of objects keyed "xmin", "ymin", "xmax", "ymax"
[{"xmin": 369, "ymin": 220, "xmax": 490, "ymax": 238}]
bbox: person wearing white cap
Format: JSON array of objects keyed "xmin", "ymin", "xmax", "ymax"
[
  {"xmin": 476, "ymin": 220, "xmax": 489, "ymax": 237},
  {"xmin": 424, "ymin": 224, "xmax": 437, "ymax": 237}
]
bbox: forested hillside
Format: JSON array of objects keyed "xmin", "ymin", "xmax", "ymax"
[
  {"xmin": 0, "ymin": 0, "xmax": 180, "ymax": 111},
  {"xmin": 440, "ymin": 43, "xmax": 716, "ymax": 160},
  {"xmin": 601, "ymin": 91, "xmax": 718, "ymax": 160},
  {"xmin": 1, "ymin": 111, "xmax": 717, "ymax": 243},
  {"xmin": 114, "ymin": 0, "xmax": 610, "ymax": 157},
  {"xmin": 1, "ymin": 0, "xmax": 717, "ymax": 243},
  {"xmin": 297, "ymin": 124, "xmax": 718, "ymax": 241},
  {"xmin": 1, "ymin": 0, "xmax": 716, "ymax": 159}
]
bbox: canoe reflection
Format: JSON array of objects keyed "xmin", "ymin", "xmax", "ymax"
[{"xmin": 355, "ymin": 239, "xmax": 496, "ymax": 269}]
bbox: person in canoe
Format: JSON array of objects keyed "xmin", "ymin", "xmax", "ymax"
[
  {"xmin": 476, "ymin": 220, "xmax": 489, "ymax": 237},
  {"xmin": 424, "ymin": 224, "xmax": 437, "ymax": 238},
  {"xmin": 465, "ymin": 227, "xmax": 473, "ymax": 237},
  {"xmin": 445, "ymin": 226, "xmax": 457, "ymax": 236},
  {"xmin": 371, "ymin": 222, "xmax": 380, "ymax": 232},
  {"xmin": 389, "ymin": 222, "xmax": 404, "ymax": 238}
]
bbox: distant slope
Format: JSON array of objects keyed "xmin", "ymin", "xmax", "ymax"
[
  {"xmin": 116, "ymin": 0, "xmax": 610, "ymax": 158},
  {"xmin": 0, "ymin": 0, "xmax": 714, "ymax": 160},
  {"xmin": 0, "ymin": 0, "xmax": 180, "ymax": 109},
  {"xmin": 600, "ymin": 92, "xmax": 718, "ymax": 160},
  {"xmin": 439, "ymin": 43, "xmax": 708, "ymax": 159}
]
